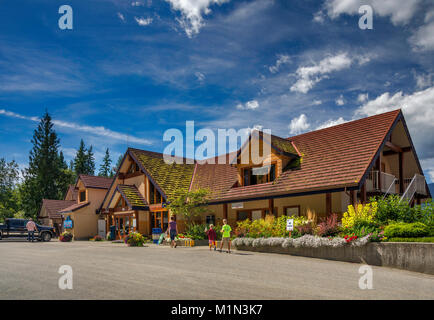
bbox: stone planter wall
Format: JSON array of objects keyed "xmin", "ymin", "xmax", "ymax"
[{"xmin": 234, "ymin": 242, "xmax": 434, "ymax": 275}]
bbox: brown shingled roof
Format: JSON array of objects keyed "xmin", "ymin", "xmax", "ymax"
[
  {"xmin": 64, "ymin": 185, "xmax": 78, "ymax": 201},
  {"xmin": 78, "ymin": 175, "xmax": 113, "ymax": 189},
  {"xmin": 40, "ymin": 199, "xmax": 76, "ymax": 219},
  {"xmin": 203, "ymin": 109, "xmax": 402, "ymax": 202},
  {"xmin": 59, "ymin": 201, "xmax": 90, "ymax": 213}
]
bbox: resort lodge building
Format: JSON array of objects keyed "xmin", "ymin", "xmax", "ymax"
[
  {"xmin": 40, "ymin": 175, "xmax": 113, "ymax": 239},
  {"xmin": 98, "ymin": 110, "xmax": 430, "ymax": 239}
]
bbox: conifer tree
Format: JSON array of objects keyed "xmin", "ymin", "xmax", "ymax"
[
  {"xmin": 20, "ymin": 112, "xmax": 65, "ymax": 218},
  {"xmin": 98, "ymin": 148, "xmax": 112, "ymax": 177}
]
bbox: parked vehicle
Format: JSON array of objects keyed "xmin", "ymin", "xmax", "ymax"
[{"xmin": 0, "ymin": 218, "xmax": 56, "ymax": 242}]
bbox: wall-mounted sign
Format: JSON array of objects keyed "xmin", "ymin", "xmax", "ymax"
[
  {"xmin": 286, "ymin": 219, "xmax": 294, "ymax": 231},
  {"xmin": 64, "ymin": 216, "xmax": 73, "ymax": 229},
  {"xmin": 231, "ymin": 202, "xmax": 244, "ymax": 209}
]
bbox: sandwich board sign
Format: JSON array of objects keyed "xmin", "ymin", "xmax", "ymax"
[{"xmin": 286, "ymin": 219, "xmax": 294, "ymax": 231}]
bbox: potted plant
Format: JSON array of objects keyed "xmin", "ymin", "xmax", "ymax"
[
  {"xmin": 124, "ymin": 232, "xmax": 146, "ymax": 247},
  {"xmin": 59, "ymin": 231, "xmax": 73, "ymax": 242}
]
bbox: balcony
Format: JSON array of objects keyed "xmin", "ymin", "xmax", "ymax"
[{"xmin": 366, "ymin": 171, "xmax": 397, "ymax": 194}]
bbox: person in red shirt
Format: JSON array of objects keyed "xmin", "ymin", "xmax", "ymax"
[
  {"xmin": 205, "ymin": 224, "xmax": 217, "ymax": 251},
  {"xmin": 26, "ymin": 218, "xmax": 37, "ymax": 242}
]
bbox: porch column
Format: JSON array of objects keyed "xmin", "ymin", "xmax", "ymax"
[
  {"xmin": 326, "ymin": 193, "xmax": 332, "ymax": 215},
  {"xmin": 269, "ymin": 198, "xmax": 275, "ymax": 216},
  {"xmin": 399, "ymin": 152, "xmax": 404, "ymax": 194},
  {"xmin": 350, "ymin": 190, "xmax": 357, "ymax": 207},
  {"xmin": 376, "ymin": 154, "xmax": 382, "ymax": 191},
  {"xmin": 360, "ymin": 183, "xmax": 367, "ymax": 204},
  {"xmin": 223, "ymin": 203, "xmax": 228, "ymax": 220}
]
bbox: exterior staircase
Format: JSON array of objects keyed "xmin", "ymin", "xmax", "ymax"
[{"xmin": 400, "ymin": 174, "xmax": 427, "ymax": 203}]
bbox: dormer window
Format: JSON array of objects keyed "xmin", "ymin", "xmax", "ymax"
[
  {"xmin": 242, "ymin": 163, "xmax": 276, "ymax": 186},
  {"xmin": 79, "ymin": 190, "xmax": 86, "ymax": 202}
]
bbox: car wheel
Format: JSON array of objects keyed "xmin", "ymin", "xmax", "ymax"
[{"xmin": 41, "ymin": 232, "xmax": 52, "ymax": 242}]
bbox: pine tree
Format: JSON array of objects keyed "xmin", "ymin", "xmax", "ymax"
[
  {"xmin": 116, "ymin": 154, "xmax": 124, "ymax": 170},
  {"xmin": 85, "ymin": 145, "xmax": 95, "ymax": 175},
  {"xmin": 20, "ymin": 112, "xmax": 64, "ymax": 219},
  {"xmin": 98, "ymin": 148, "xmax": 112, "ymax": 177},
  {"xmin": 73, "ymin": 139, "xmax": 88, "ymax": 176}
]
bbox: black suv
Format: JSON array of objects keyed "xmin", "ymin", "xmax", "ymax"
[{"xmin": 0, "ymin": 218, "xmax": 56, "ymax": 242}]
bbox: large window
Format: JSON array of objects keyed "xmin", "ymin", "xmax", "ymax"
[
  {"xmin": 284, "ymin": 206, "xmax": 300, "ymax": 217},
  {"xmin": 149, "ymin": 182, "xmax": 163, "ymax": 204},
  {"xmin": 242, "ymin": 164, "xmax": 276, "ymax": 186}
]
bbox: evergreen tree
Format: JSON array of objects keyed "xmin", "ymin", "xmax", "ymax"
[
  {"xmin": 98, "ymin": 148, "xmax": 112, "ymax": 177},
  {"xmin": 0, "ymin": 158, "xmax": 20, "ymax": 221},
  {"xmin": 85, "ymin": 145, "xmax": 95, "ymax": 175},
  {"xmin": 73, "ymin": 139, "xmax": 88, "ymax": 176},
  {"xmin": 20, "ymin": 112, "xmax": 64, "ymax": 219},
  {"xmin": 116, "ymin": 154, "xmax": 124, "ymax": 170}
]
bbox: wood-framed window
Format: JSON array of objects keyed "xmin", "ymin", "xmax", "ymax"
[
  {"xmin": 283, "ymin": 205, "xmax": 300, "ymax": 217},
  {"xmin": 242, "ymin": 163, "xmax": 276, "ymax": 186},
  {"xmin": 79, "ymin": 190, "xmax": 86, "ymax": 202},
  {"xmin": 149, "ymin": 182, "xmax": 163, "ymax": 204},
  {"xmin": 236, "ymin": 208, "xmax": 277, "ymax": 221}
]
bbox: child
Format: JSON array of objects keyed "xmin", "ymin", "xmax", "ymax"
[
  {"xmin": 220, "ymin": 219, "xmax": 232, "ymax": 253},
  {"xmin": 205, "ymin": 224, "xmax": 217, "ymax": 251}
]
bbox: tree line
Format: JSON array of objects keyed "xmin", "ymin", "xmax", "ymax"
[{"xmin": 0, "ymin": 112, "xmax": 123, "ymax": 221}]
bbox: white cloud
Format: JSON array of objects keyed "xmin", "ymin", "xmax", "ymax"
[
  {"xmin": 165, "ymin": 0, "xmax": 230, "ymax": 37},
  {"xmin": 313, "ymin": 11, "xmax": 326, "ymax": 24},
  {"xmin": 290, "ymin": 53, "xmax": 355, "ymax": 94},
  {"xmin": 312, "ymin": 99, "xmax": 322, "ymax": 105},
  {"xmin": 316, "ymin": 117, "xmax": 347, "ymax": 130},
  {"xmin": 410, "ymin": 15, "xmax": 434, "ymax": 51},
  {"xmin": 134, "ymin": 17, "xmax": 153, "ymax": 26},
  {"xmin": 355, "ymin": 86, "xmax": 434, "ymax": 160},
  {"xmin": 117, "ymin": 12, "xmax": 125, "ymax": 22},
  {"xmin": 237, "ymin": 100, "xmax": 259, "ymax": 110},
  {"xmin": 335, "ymin": 94, "xmax": 345, "ymax": 105},
  {"xmin": 413, "ymin": 72, "xmax": 433, "ymax": 89},
  {"xmin": 420, "ymin": 158, "xmax": 434, "ymax": 182},
  {"xmin": 357, "ymin": 93, "xmax": 369, "ymax": 103},
  {"xmin": 323, "ymin": 0, "xmax": 422, "ymax": 26},
  {"xmin": 269, "ymin": 54, "xmax": 291, "ymax": 73},
  {"xmin": 131, "ymin": 1, "xmax": 145, "ymax": 6},
  {"xmin": 0, "ymin": 109, "xmax": 152, "ymax": 146},
  {"xmin": 289, "ymin": 114, "xmax": 310, "ymax": 135},
  {"xmin": 195, "ymin": 71, "xmax": 205, "ymax": 82}
]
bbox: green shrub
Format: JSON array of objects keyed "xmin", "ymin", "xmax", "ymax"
[
  {"xmin": 386, "ymin": 237, "xmax": 434, "ymax": 243},
  {"xmin": 411, "ymin": 200, "xmax": 434, "ymax": 225},
  {"xmin": 185, "ymin": 223, "xmax": 222, "ymax": 240},
  {"xmin": 373, "ymin": 195, "xmax": 418, "ymax": 223},
  {"xmin": 384, "ymin": 222, "xmax": 429, "ymax": 238}
]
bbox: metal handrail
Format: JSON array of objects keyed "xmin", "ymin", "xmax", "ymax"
[
  {"xmin": 400, "ymin": 174, "xmax": 426, "ymax": 203},
  {"xmin": 382, "ymin": 176, "xmax": 397, "ymax": 200}
]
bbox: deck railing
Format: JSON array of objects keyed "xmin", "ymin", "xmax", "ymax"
[{"xmin": 366, "ymin": 171, "xmax": 397, "ymax": 194}]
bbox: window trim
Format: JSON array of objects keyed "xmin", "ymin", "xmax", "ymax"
[{"xmin": 241, "ymin": 162, "xmax": 277, "ymax": 187}]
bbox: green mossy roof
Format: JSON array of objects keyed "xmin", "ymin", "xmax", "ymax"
[
  {"xmin": 270, "ymin": 135, "xmax": 298, "ymax": 155},
  {"xmin": 131, "ymin": 150, "xmax": 196, "ymax": 200},
  {"xmin": 118, "ymin": 185, "xmax": 147, "ymax": 207}
]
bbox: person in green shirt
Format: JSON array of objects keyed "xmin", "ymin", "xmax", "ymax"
[{"xmin": 220, "ymin": 219, "xmax": 232, "ymax": 253}]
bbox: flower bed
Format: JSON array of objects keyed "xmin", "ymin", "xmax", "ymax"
[
  {"xmin": 232, "ymin": 234, "xmax": 371, "ymax": 249},
  {"xmin": 124, "ymin": 232, "xmax": 146, "ymax": 247}
]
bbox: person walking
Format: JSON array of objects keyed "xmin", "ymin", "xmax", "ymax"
[
  {"xmin": 205, "ymin": 224, "xmax": 217, "ymax": 251},
  {"xmin": 26, "ymin": 218, "xmax": 37, "ymax": 242},
  {"xmin": 167, "ymin": 216, "xmax": 178, "ymax": 248},
  {"xmin": 219, "ymin": 219, "xmax": 232, "ymax": 253}
]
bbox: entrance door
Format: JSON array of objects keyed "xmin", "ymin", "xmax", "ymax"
[{"xmin": 151, "ymin": 211, "xmax": 169, "ymax": 230}]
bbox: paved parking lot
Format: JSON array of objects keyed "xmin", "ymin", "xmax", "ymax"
[{"xmin": 0, "ymin": 240, "xmax": 433, "ymax": 300}]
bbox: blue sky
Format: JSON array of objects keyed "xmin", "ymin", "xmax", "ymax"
[{"xmin": 0, "ymin": 0, "xmax": 433, "ymax": 182}]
